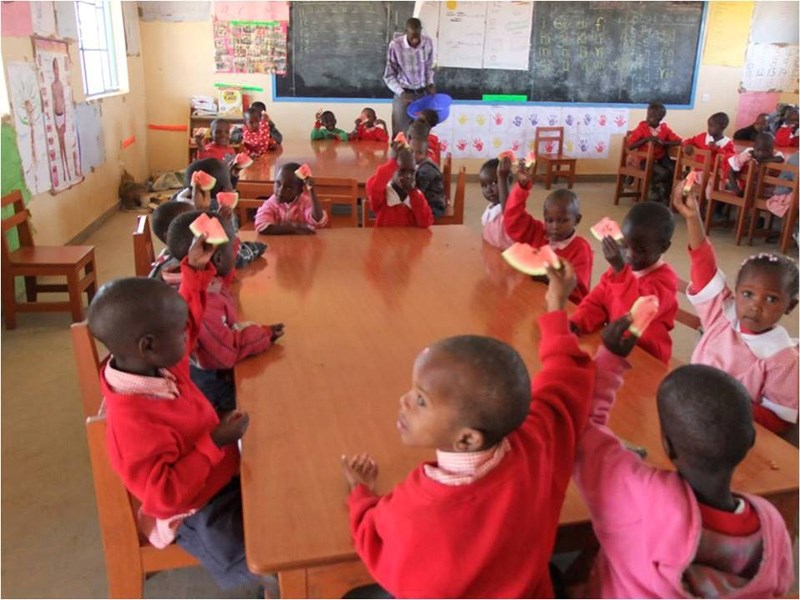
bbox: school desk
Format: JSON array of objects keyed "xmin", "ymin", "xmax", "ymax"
[{"xmin": 233, "ymin": 227, "xmax": 799, "ymax": 598}]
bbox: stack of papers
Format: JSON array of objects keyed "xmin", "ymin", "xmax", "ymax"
[{"xmin": 191, "ymin": 95, "xmax": 217, "ymax": 116}]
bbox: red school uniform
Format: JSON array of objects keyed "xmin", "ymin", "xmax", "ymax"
[
  {"xmin": 570, "ymin": 261, "xmax": 678, "ymax": 364},
  {"xmin": 427, "ymin": 133, "xmax": 442, "ymax": 165},
  {"xmin": 774, "ymin": 125, "xmax": 799, "ymax": 148},
  {"xmin": 682, "ymin": 132, "xmax": 735, "ymax": 167},
  {"xmin": 628, "ymin": 120, "xmax": 682, "ymax": 161},
  {"xmin": 196, "ymin": 142, "xmax": 236, "ymax": 162},
  {"xmin": 365, "ymin": 159, "xmax": 434, "ymax": 228},
  {"xmin": 502, "ymin": 182, "xmax": 593, "ymax": 303},
  {"xmin": 352, "ymin": 123, "xmax": 389, "ymax": 143}
]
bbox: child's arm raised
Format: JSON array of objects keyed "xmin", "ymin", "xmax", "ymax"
[
  {"xmin": 408, "ymin": 189, "xmax": 435, "ymax": 228},
  {"xmin": 497, "ymin": 155, "xmax": 512, "ymax": 210},
  {"xmin": 178, "ymin": 234, "xmax": 218, "ymax": 354},
  {"xmin": 366, "ymin": 159, "xmax": 398, "ymax": 214},
  {"xmin": 502, "ymin": 159, "xmax": 547, "ymax": 246},
  {"xmin": 304, "ymin": 177, "xmax": 329, "ymax": 227}
]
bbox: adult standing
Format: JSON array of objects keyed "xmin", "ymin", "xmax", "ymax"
[{"xmin": 383, "ymin": 18, "xmax": 436, "ymax": 138}]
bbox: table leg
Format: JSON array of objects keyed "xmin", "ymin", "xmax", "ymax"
[{"xmin": 278, "ymin": 568, "xmax": 308, "ymax": 598}]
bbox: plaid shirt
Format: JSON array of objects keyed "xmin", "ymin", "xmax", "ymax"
[{"xmin": 383, "ymin": 33, "xmax": 435, "ymax": 96}]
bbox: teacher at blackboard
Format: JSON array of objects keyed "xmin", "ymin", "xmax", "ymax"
[{"xmin": 383, "ymin": 17, "xmax": 435, "ymax": 138}]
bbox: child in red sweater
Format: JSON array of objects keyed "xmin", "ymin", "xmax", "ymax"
[
  {"xmin": 570, "ymin": 202, "xmax": 678, "ymax": 363},
  {"xmin": 415, "ymin": 108, "xmax": 443, "ymax": 165},
  {"xmin": 87, "ymin": 238, "xmax": 273, "ymax": 593},
  {"xmin": 195, "ymin": 119, "xmax": 236, "ymax": 163},
  {"xmin": 774, "ymin": 107, "xmax": 798, "ymax": 148},
  {"xmin": 503, "ymin": 159, "xmax": 593, "ymax": 303},
  {"xmin": 627, "ymin": 102, "xmax": 682, "ymax": 203},
  {"xmin": 350, "ymin": 107, "xmax": 389, "ymax": 142},
  {"xmin": 366, "ymin": 148, "xmax": 434, "ymax": 228},
  {"xmin": 341, "ymin": 263, "xmax": 595, "ymax": 598},
  {"xmin": 166, "ymin": 210, "xmax": 284, "ymax": 414},
  {"xmin": 674, "ymin": 112, "xmax": 735, "ymax": 204}
]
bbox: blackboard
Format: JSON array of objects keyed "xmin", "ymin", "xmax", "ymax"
[{"xmin": 275, "ymin": 1, "xmax": 706, "ymax": 106}]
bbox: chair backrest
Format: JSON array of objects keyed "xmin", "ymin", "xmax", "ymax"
[
  {"xmin": 710, "ymin": 153, "xmax": 755, "ymax": 203},
  {"xmin": 533, "ymin": 127, "xmax": 564, "ymax": 155},
  {"xmin": 619, "ymin": 131, "xmax": 656, "ymax": 173},
  {"xmin": 1, "ymin": 190, "xmax": 35, "ymax": 267},
  {"xmin": 442, "ymin": 153, "xmax": 452, "ymax": 204},
  {"xmin": 236, "ymin": 181, "xmax": 274, "ymax": 228},
  {"xmin": 756, "ymin": 160, "xmax": 798, "ymax": 199},
  {"xmin": 314, "ymin": 177, "xmax": 359, "ymax": 228},
  {"xmin": 433, "ymin": 166, "xmax": 466, "ymax": 225},
  {"xmin": 132, "ymin": 215, "xmax": 155, "ymax": 277},
  {"xmin": 672, "ymin": 147, "xmax": 713, "ymax": 202}
]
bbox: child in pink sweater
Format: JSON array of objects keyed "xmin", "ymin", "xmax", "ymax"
[
  {"xmin": 254, "ymin": 162, "xmax": 328, "ymax": 234},
  {"xmin": 480, "ymin": 156, "xmax": 514, "ymax": 250},
  {"xmin": 674, "ymin": 193, "xmax": 798, "ymax": 442},
  {"xmin": 574, "ymin": 317, "xmax": 794, "ymax": 598}
]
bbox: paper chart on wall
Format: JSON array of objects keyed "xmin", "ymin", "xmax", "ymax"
[
  {"xmin": 483, "ymin": 1, "xmax": 533, "ymax": 71},
  {"xmin": 702, "ymin": 1, "xmax": 753, "ymax": 67},
  {"xmin": 31, "ymin": 1, "xmax": 57, "ymax": 36},
  {"xmin": 213, "ymin": 1, "xmax": 289, "ymax": 23},
  {"xmin": 54, "ymin": 1, "xmax": 79, "ymax": 39},
  {"xmin": 436, "ymin": 2, "xmax": 487, "ymax": 69},
  {"xmin": 1, "ymin": 2, "xmax": 33, "ymax": 36},
  {"xmin": 122, "ymin": 0, "xmax": 141, "ymax": 56},
  {"xmin": 139, "ymin": 1, "xmax": 211, "ymax": 22},
  {"xmin": 749, "ymin": 1, "xmax": 799, "ymax": 45},
  {"xmin": 75, "ymin": 102, "xmax": 106, "ymax": 171},
  {"xmin": 7, "ymin": 62, "xmax": 50, "ymax": 195},
  {"xmin": 213, "ymin": 20, "xmax": 288, "ymax": 74},
  {"xmin": 741, "ymin": 44, "xmax": 800, "ymax": 92},
  {"xmin": 34, "ymin": 38, "xmax": 83, "ymax": 192}
]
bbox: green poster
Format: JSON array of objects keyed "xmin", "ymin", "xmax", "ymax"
[{"xmin": 1, "ymin": 122, "xmax": 32, "ymax": 251}]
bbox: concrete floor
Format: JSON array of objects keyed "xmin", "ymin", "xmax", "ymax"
[{"xmin": 2, "ymin": 181, "xmax": 797, "ymax": 598}]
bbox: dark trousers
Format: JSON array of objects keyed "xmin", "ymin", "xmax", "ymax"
[{"xmin": 391, "ymin": 90, "xmax": 425, "ymax": 138}]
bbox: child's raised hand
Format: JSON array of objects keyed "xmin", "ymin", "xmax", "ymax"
[
  {"xmin": 341, "ymin": 452, "xmax": 378, "ymax": 492},
  {"xmin": 601, "ymin": 315, "xmax": 637, "ymax": 358},
  {"xmin": 498, "ymin": 155, "xmax": 512, "ymax": 177},
  {"xmin": 544, "ymin": 259, "xmax": 576, "ymax": 312},
  {"xmin": 216, "ymin": 203, "xmax": 234, "ymax": 224},
  {"xmin": 266, "ymin": 323, "xmax": 285, "ymax": 342},
  {"xmin": 211, "ymin": 410, "xmax": 250, "ymax": 447},
  {"xmin": 513, "ymin": 158, "xmax": 531, "ymax": 186},
  {"xmin": 602, "ymin": 236, "xmax": 625, "ymax": 273},
  {"xmin": 191, "ymin": 185, "xmax": 212, "ymax": 211},
  {"xmin": 194, "ymin": 132, "xmax": 205, "ymax": 148},
  {"xmin": 303, "ymin": 175, "xmax": 315, "ymax": 190},
  {"xmin": 672, "ymin": 191, "xmax": 699, "ymax": 221},
  {"xmin": 186, "ymin": 233, "xmax": 216, "ymax": 271}
]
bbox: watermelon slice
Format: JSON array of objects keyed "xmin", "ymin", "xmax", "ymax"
[
  {"xmin": 188, "ymin": 213, "xmax": 229, "ymax": 246},
  {"xmin": 590, "ymin": 217, "xmax": 624, "ymax": 242},
  {"xmin": 191, "ymin": 170, "xmax": 217, "ymax": 192},
  {"xmin": 295, "ymin": 164, "xmax": 313, "ymax": 180},
  {"xmin": 394, "ymin": 132, "xmax": 409, "ymax": 147},
  {"xmin": 629, "ymin": 295, "xmax": 659, "ymax": 337},
  {"xmin": 502, "ymin": 243, "xmax": 561, "ymax": 276},
  {"xmin": 682, "ymin": 170, "xmax": 698, "ymax": 197},
  {"xmin": 234, "ymin": 153, "xmax": 253, "ymax": 169},
  {"xmin": 217, "ymin": 192, "xmax": 239, "ymax": 209},
  {"xmin": 498, "ymin": 150, "xmax": 516, "ymax": 161},
  {"xmin": 525, "ymin": 151, "xmax": 537, "ymax": 168}
]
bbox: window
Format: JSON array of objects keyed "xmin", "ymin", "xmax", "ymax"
[{"xmin": 75, "ymin": 0, "xmax": 128, "ymax": 98}]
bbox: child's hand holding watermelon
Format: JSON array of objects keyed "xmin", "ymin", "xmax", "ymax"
[
  {"xmin": 601, "ymin": 315, "xmax": 637, "ymax": 358},
  {"xmin": 602, "ymin": 236, "xmax": 625, "ymax": 273},
  {"xmin": 544, "ymin": 259, "xmax": 576, "ymax": 312},
  {"xmin": 672, "ymin": 190, "xmax": 700, "ymax": 221},
  {"xmin": 513, "ymin": 158, "xmax": 533, "ymax": 188},
  {"xmin": 186, "ymin": 232, "xmax": 217, "ymax": 271}
]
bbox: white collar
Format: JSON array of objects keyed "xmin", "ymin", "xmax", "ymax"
[
  {"xmin": 481, "ymin": 203, "xmax": 503, "ymax": 224},
  {"xmin": 385, "ymin": 182, "xmax": 410, "ymax": 208},
  {"xmin": 706, "ymin": 133, "xmax": 731, "ymax": 147},
  {"xmin": 549, "ymin": 231, "xmax": 577, "ymax": 251},
  {"xmin": 722, "ymin": 301, "xmax": 798, "ymax": 359}
]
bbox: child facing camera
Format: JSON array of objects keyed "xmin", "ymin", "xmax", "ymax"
[
  {"xmin": 341, "ymin": 261, "xmax": 595, "ymax": 598},
  {"xmin": 574, "ymin": 316, "xmax": 794, "ymax": 598},
  {"xmin": 254, "ymin": 162, "xmax": 328, "ymax": 235},
  {"xmin": 365, "ymin": 147, "xmax": 433, "ymax": 228},
  {"xmin": 349, "ymin": 107, "xmax": 389, "ymax": 142},
  {"xmin": 479, "ymin": 156, "xmax": 514, "ymax": 250}
]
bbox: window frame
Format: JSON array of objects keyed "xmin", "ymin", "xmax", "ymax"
[{"xmin": 75, "ymin": 0, "xmax": 129, "ymax": 100}]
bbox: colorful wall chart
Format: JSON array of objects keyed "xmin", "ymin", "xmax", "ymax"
[
  {"xmin": 212, "ymin": 1, "xmax": 289, "ymax": 74},
  {"xmin": 7, "ymin": 62, "xmax": 50, "ymax": 195}
]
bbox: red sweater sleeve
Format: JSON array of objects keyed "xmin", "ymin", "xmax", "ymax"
[
  {"xmin": 557, "ymin": 237, "xmax": 593, "ymax": 303},
  {"xmin": 178, "ymin": 259, "xmax": 216, "ymax": 354},
  {"xmin": 570, "ymin": 275, "xmax": 611, "ymax": 334},
  {"xmin": 366, "ymin": 159, "xmax": 397, "ymax": 214},
  {"xmin": 661, "ymin": 123, "xmax": 682, "ymax": 143},
  {"xmin": 688, "ymin": 238, "xmax": 718, "ymax": 294},
  {"xmin": 683, "ymin": 133, "xmax": 704, "ymax": 148},
  {"xmin": 775, "ymin": 126, "xmax": 797, "ymax": 148},
  {"xmin": 627, "ymin": 122, "xmax": 649, "ymax": 148},
  {"xmin": 408, "ymin": 189, "xmax": 434, "ymax": 228},
  {"xmin": 502, "ymin": 182, "xmax": 547, "ymax": 246}
]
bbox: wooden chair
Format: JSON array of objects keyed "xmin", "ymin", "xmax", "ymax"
[
  {"xmin": 613, "ymin": 132, "xmax": 655, "ymax": 205},
  {"xmin": 442, "ymin": 153, "xmax": 452, "ymax": 205},
  {"xmin": 434, "ymin": 166, "xmax": 466, "ymax": 225},
  {"xmin": 704, "ymin": 153, "xmax": 757, "ymax": 244},
  {"xmin": 236, "ymin": 181, "xmax": 273, "ymax": 230},
  {"xmin": 71, "ymin": 322, "xmax": 199, "ymax": 598},
  {"xmin": 314, "ymin": 177, "xmax": 359, "ymax": 228},
  {"xmin": 132, "ymin": 215, "xmax": 155, "ymax": 277},
  {"xmin": 532, "ymin": 127, "xmax": 576, "ymax": 190},
  {"xmin": 671, "ymin": 147, "xmax": 712, "ymax": 208},
  {"xmin": 2, "ymin": 190, "xmax": 97, "ymax": 329},
  {"xmin": 747, "ymin": 161, "xmax": 798, "ymax": 253}
]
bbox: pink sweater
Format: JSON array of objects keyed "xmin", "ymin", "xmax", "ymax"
[{"xmin": 573, "ymin": 348, "xmax": 794, "ymax": 598}]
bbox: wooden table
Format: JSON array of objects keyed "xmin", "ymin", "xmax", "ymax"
[{"xmin": 234, "ymin": 227, "xmax": 798, "ymax": 598}]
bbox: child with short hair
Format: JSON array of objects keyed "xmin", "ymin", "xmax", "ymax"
[
  {"xmin": 409, "ymin": 135, "xmax": 445, "ymax": 216},
  {"xmin": 195, "ymin": 119, "xmax": 236, "ymax": 163},
  {"xmin": 570, "ymin": 202, "xmax": 678, "ymax": 363},
  {"xmin": 365, "ymin": 147, "xmax": 434, "ymax": 228},
  {"xmin": 727, "ymin": 132, "xmax": 785, "ymax": 195},
  {"xmin": 254, "ymin": 162, "xmax": 328, "ymax": 234},
  {"xmin": 166, "ymin": 210, "xmax": 284, "ymax": 413},
  {"xmin": 673, "ymin": 192, "xmax": 798, "ymax": 441},
  {"xmin": 503, "ymin": 159, "xmax": 593, "ymax": 303},
  {"xmin": 242, "ymin": 106, "xmax": 277, "ymax": 157},
  {"xmin": 148, "ymin": 201, "xmax": 195, "ymax": 281},
  {"xmin": 349, "ymin": 107, "xmax": 389, "ymax": 142},
  {"xmin": 734, "ymin": 112, "xmax": 768, "ymax": 142},
  {"xmin": 311, "ymin": 110, "xmax": 349, "ymax": 141},
  {"xmin": 406, "ymin": 116, "xmax": 441, "ymax": 165},
  {"xmin": 416, "ymin": 108, "xmax": 443, "ymax": 165},
  {"xmin": 87, "ymin": 238, "xmax": 272, "ymax": 592},
  {"xmin": 574, "ymin": 317, "xmax": 794, "ymax": 598},
  {"xmin": 249, "ymin": 101, "xmax": 283, "ymax": 145},
  {"xmin": 479, "ymin": 156, "xmax": 514, "ymax": 250},
  {"xmin": 341, "ymin": 263, "xmax": 594, "ymax": 598},
  {"xmin": 627, "ymin": 102, "xmax": 683, "ymax": 203},
  {"xmin": 673, "ymin": 112, "xmax": 735, "ymax": 204},
  {"xmin": 774, "ymin": 107, "xmax": 799, "ymax": 148}
]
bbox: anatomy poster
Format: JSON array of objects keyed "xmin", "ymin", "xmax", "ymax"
[{"xmin": 7, "ymin": 62, "xmax": 50, "ymax": 195}]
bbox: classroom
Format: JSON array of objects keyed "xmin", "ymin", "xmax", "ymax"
[{"xmin": 1, "ymin": 0, "xmax": 798, "ymax": 598}]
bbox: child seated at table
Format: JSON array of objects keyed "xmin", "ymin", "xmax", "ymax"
[
  {"xmin": 254, "ymin": 162, "xmax": 328, "ymax": 234},
  {"xmin": 166, "ymin": 210, "xmax": 284, "ymax": 414},
  {"xmin": 774, "ymin": 107, "xmax": 799, "ymax": 148},
  {"xmin": 311, "ymin": 110, "xmax": 349, "ymax": 141},
  {"xmin": 734, "ymin": 112, "xmax": 768, "ymax": 142},
  {"xmin": 195, "ymin": 119, "xmax": 236, "ymax": 163},
  {"xmin": 341, "ymin": 263, "xmax": 594, "ymax": 598},
  {"xmin": 87, "ymin": 239, "xmax": 275, "ymax": 594},
  {"xmin": 415, "ymin": 108, "xmax": 443, "ymax": 165},
  {"xmin": 242, "ymin": 106, "xmax": 278, "ymax": 157},
  {"xmin": 573, "ymin": 317, "xmax": 794, "ymax": 598},
  {"xmin": 503, "ymin": 158, "xmax": 593, "ymax": 303},
  {"xmin": 365, "ymin": 148, "xmax": 433, "ymax": 228},
  {"xmin": 627, "ymin": 102, "xmax": 682, "ymax": 203},
  {"xmin": 148, "ymin": 201, "xmax": 195, "ymax": 281},
  {"xmin": 673, "ymin": 112, "xmax": 735, "ymax": 204},
  {"xmin": 410, "ymin": 135, "xmax": 445, "ymax": 216},
  {"xmin": 249, "ymin": 101, "xmax": 283, "ymax": 145},
  {"xmin": 570, "ymin": 202, "xmax": 677, "ymax": 364},
  {"xmin": 727, "ymin": 132, "xmax": 785, "ymax": 195},
  {"xmin": 673, "ymin": 192, "xmax": 798, "ymax": 443},
  {"xmin": 349, "ymin": 107, "xmax": 389, "ymax": 142},
  {"xmin": 406, "ymin": 116, "xmax": 441, "ymax": 166},
  {"xmin": 480, "ymin": 156, "xmax": 514, "ymax": 250}
]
